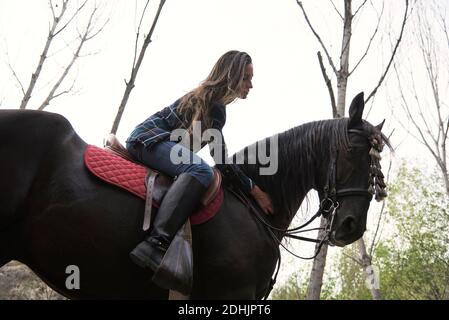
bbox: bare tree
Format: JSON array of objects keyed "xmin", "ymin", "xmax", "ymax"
[
  {"xmin": 392, "ymin": 0, "xmax": 449, "ymax": 196},
  {"xmin": 110, "ymin": 0, "xmax": 166, "ymax": 135},
  {"xmin": 13, "ymin": 0, "xmax": 107, "ymax": 110},
  {"xmin": 39, "ymin": 3, "xmax": 109, "ymax": 110},
  {"xmin": 296, "ymin": 0, "xmax": 410, "ymax": 300}
]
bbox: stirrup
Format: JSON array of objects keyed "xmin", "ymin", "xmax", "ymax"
[{"xmin": 151, "ymin": 224, "xmax": 193, "ymax": 296}]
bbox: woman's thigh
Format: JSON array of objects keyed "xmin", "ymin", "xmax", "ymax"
[{"xmin": 127, "ymin": 141, "xmax": 213, "ymax": 187}]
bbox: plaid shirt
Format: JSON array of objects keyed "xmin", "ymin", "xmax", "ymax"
[{"xmin": 126, "ymin": 100, "xmax": 254, "ymax": 193}]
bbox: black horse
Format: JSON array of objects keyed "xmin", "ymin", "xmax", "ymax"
[{"xmin": 0, "ymin": 93, "xmax": 389, "ymax": 299}]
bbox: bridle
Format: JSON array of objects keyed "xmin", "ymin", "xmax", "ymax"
[
  {"xmin": 229, "ymin": 128, "xmax": 388, "ymax": 299},
  {"xmin": 241, "ymin": 128, "xmax": 387, "ymax": 261},
  {"xmin": 283, "ymin": 128, "xmax": 387, "ymax": 256}
]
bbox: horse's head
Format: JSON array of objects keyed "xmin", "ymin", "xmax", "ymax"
[{"xmin": 324, "ymin": 92, "xmax": 389, "ymax": 247}]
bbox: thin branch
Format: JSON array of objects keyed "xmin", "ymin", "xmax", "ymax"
[
  {"xmin": 85, "ymin": 17, "xmax": 110, "ymax": 41},
  {"xmin": 53, "ymin": 0, "xmax": 89, "ymax": 38},
  {"xmin": 391, "ymin": 65, "xmax": 424, "ymax": 143},
  {"xmin": 409, "ymin": 68, "xmax": 435, "ymax": 142},
  {"xmin": 49, "ymin": 0, "xmax": 57, "ymax": 20},
  {"xmin": 365, "ymin": 92, "xmax": 377, "ymax": 119},
  {"xmin": 43, "ymin": 77, "xmax": 77, "ymax": 107},
  {"xmin": 365, "ymin": 0, "xmax": 410, "ymax": 104},
  {"xmin": 416, "ymin": 15, "xmax": 443, "ymax": 130},
  {"xmin": 296, "ymin": 1, "xmax": 338, "ymax": 76},
  {"xmin": 328, "ymin": 0, "xmax": 343, "ymax": 20},
  {"xmin": 439, "ymin": 8, "xmax": 449, "ymax": 54},
  {"xmin": 444, "ymin": 117, "xmax": 449, "ymax": 154},
  {"xmin": 349, "ymin": 2, "xmax": 384, "ymax": 76},
  {"xmin": 394, "ymin": 60, "xmax": 444, "ymax": 168},
  {"xmin": 46, "ymin": 36, "xmax": 77, "ymax": 58},
  {"xmin": 6, "ymin": 59, "xmax": 25, "ymax": 96},
  {"xmin": 133, "ymin": 0, "xmax": 151, "ymax": 69},
  {"xmin": 39, "ymin": 4, "xmax": 107, "ymax": 110},
  {"xmin": 19, "ymin": 0, "xmax": 69, "ymax": 109},
  {"xmin": 342, "ymin": 250, "xmax": 362, "ymax": 265},
  {"xmin": 353, "ymin": 0, "xmax": 369, "ymax": 18},
  {"xmin": 317, "ymin": 51, "xmax": 337, "ymax": 117},
  {"xmin": 417, "ymin": 20, "xmax": 447, "ymax": 166}
]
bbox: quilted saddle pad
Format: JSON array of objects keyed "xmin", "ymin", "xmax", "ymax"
[{"xmin": 84, "ymin": 145, "xmax": 223, "ymax": 225}]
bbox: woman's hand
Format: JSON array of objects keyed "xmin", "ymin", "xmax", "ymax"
[{"xmin": 250, "ymin": 185, "xmax": 274, "ymax": 215}]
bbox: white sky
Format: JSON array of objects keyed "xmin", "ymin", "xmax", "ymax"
[
  {"xmin": 0, "ymin": 0, "xmax": 407, "ymax": 153},
  {"xmin": 0, "ymin": 0, "xmax": 447, "ymax": 288}
]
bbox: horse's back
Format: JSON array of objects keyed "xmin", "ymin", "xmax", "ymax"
[
  {"xmin": 0, "ymin": 110, "xmax": 86, "ymax": 260},
  {"xmin": 0, "ymin": 109, "xmax": 77, "ymax": 144},
  {"xmin": 0, "ymin": 110, "xmax": 167, "ymax": 298}
]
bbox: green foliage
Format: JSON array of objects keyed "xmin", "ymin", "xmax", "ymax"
[
  {"xmin": 374, "ymin": 162, "xmax": 449, "ymax": 299},
  {"xmin": 270, "ymin": 269, "xmax": 337, "ymax": 300},
  {"xmin": 274, "ymin": 161, "xmax": 449, "ymax": 300},
  {"xmin": 270, "ymin": 272, "xmax": 307, "ymax": 300},
  {"xmin": 331, "ymin": 245, "xmax": 373, "ymax": 300}
]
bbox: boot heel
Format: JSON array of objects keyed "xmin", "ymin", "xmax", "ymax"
[
  {"xmin": 130, "ymin": 241, "xmax": 164, "ymax": 270},
  {"xmin": 129, "ymin": 249, "xmax": 151, "ymax": 268}
]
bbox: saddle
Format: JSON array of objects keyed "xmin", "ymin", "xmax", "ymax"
[{"xmin": 83, "ymin": 134, "xmax": 223, "ymax": 228}]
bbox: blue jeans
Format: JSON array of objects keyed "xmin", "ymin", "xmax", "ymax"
[{"xmin": 126, "ymin": 141, "xmax": 214, "ymax": 188}]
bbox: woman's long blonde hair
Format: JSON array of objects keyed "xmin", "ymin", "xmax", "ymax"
[{"xmin": 177, "ymin": 50, "xmax": 252, "ymax": 133}]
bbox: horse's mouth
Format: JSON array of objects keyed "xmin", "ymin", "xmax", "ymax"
[{"xmin": 329, "ymin": 231, "xmax": 347, "ymax": 247}]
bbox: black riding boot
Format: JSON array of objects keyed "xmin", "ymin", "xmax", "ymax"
[{"xmin": 130, "ymin": 173, "xmax": 206, "ymax": 291}]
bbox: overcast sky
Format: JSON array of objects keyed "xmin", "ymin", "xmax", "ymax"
[{"xmin": 0, "ymin": 0, "xmax": 408, "ymax": 154}]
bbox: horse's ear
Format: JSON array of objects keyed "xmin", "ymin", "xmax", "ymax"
[
  {"xmin": 348, "ymin": 92, "xmax": 365, "ymax": 129},
  {"xmin": 375, "ymin": 119, "xmax": 385, "ymax": 131}
]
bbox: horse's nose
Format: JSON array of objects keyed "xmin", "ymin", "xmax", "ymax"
[
  {"xmin": 335, "ymin": 216, "xmax": 364, "ymax": 245},
  {"xmin": 340, "ymin": 216, "xmax": 357, "ymax": 234}
]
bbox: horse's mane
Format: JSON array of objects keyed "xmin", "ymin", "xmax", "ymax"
[{"xmin": 232, "ymin": 118, "xmax": 391, "ymax": 220}]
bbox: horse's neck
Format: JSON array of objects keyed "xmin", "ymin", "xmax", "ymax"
[{"xmin": 236, "ymin": 124, "xmax": 333, "ymax": 230}]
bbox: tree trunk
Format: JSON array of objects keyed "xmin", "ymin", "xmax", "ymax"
[
  {"xmin": 110, "ymin": 0, "xmax": 166, "ymax": 135},
  {"xmin": 443, "ymin": 170, "xmax": 449, "ymax": 197},
  {"xmin": 336, "ymin": 0, "xmax": 352, "ymax": 118},
  {"xmin": 307, "ymin": 0, "xmax": 353, "ymax": 300},
  {"xmin": 300, "ymin": 0, "xmax": 408, "ymax": 300},
  {"xmin": 358, "ymin": 238, "xmax": 381, "ymax": 299},
  {"xmin": 305, "ymin": 217, "xmax": 329, "ymax": 299},
  {"xmin": 19, "ymin": 1, "xmax": 68, "ymax": 109}
]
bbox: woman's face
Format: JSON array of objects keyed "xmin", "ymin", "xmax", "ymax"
[{"xmin": 239, "ymin": 63, "xmax": 253, "ymax": 99}]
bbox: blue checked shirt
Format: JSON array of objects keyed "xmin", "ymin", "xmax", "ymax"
[{"xmin": 126, "ymin": 100, "xmax": 254, "ymax": 193}]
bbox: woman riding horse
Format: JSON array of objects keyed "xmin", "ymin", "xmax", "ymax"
[{"xmin": 125, "ymin": 50, "xmax": 274, "ymax": 294}]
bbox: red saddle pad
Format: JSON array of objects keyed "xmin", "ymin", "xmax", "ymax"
[{"xmin": 84, "ymin": 145, "xmax": 223, "ymax": 225}]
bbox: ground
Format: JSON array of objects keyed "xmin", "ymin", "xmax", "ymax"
[{"xmin": 0, "ymin": 261, "xmax": 64, "ymax": 300}]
